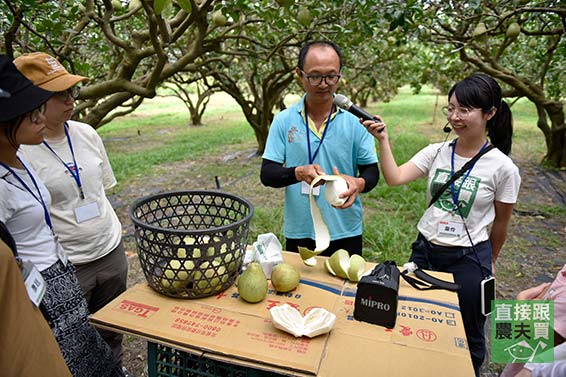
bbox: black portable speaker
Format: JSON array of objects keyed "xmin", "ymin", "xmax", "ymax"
[{"xmin": 353, "ymin": 260, "xmax": 400, "ymax": 329}]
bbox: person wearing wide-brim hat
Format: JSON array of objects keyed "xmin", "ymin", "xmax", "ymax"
[
  {"xmin": 14, "ymin": 52, "xmax": 129, "ymax": 374},
  {"xmin": 0, "ymin": 55, "xmax": 124, "ymax": 377}
]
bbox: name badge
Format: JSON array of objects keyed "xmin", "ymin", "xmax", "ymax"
[
  {"xmin": 74, "ymin": 201, "xmax": 101, "ymax": 223},
  {"xmin": 438, "ymin": 220, "xmax": 464, "ymax": 237},
  {"xmin": 301, "ymin": 181, "xmax": 320, "ymax": 196},
  {"xmin": 22, "ymin": 261, "xmax": 46, "ymax": 307},
  {"xmin": 55, "ymin": 242, "xmax": 68, "ymax": 266}
]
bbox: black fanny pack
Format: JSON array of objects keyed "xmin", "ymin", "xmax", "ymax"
[{"xmin": 353, "ymin": 260, "xmax": 460, "ymax": 329}]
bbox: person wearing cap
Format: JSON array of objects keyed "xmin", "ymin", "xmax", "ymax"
[
  {"xmin": 14, "ymin": 52, "xmax": 129, "ymax": 370},
  {"xmin": 0, "ymin": 55, "xmax": 123, "ymax": 376}
]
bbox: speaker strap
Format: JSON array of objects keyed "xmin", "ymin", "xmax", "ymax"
[{"xmin": 401, "ymin": 269, "xmax": 461, "ymax": 292}]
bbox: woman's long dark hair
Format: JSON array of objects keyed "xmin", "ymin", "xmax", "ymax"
[{"xmin": 448, "ymin": 73, "xmax": 513, "ymax": 155}]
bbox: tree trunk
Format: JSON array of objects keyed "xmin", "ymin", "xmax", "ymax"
[
  {"xmin": 255, "ymin": 126, "xmax": 269, "ymax": 155},
  {"xmin": 190, "ymin": 111, "xmax": 202, "ymax": 126},
  {"xmin": 246, "ymin": 106, "xmax": 272, "ymax": 155},
  {"xmin": 542, "ymin": 102, "xmax": 566, "ymax": 168},
  {"xmin": 358, "ymin": 90, "xmax": 370, "ymax": 108}
]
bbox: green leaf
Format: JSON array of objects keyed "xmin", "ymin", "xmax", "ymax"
[
  {"xmin": 153, "ymin": 0, "xmax": 170, "ymax": 15},
  {"xmin": 176, "ymin": 0, "xmax": 191, "ymax": 13},
  {"xmin": 389, "ymin": 16, "xmax": 404, "ymax": 31}
]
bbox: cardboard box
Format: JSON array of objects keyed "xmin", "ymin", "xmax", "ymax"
[{"xmin": 91, "ymin": 252, "xmax": 474, "ymax": 376}]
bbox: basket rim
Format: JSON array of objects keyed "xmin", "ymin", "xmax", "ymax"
[{"xmin": 128, "ymin": 189, "xmax": 254, "ymax": 235}]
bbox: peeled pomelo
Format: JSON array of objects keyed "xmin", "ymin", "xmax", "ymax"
[
  {"xmin": 307, "ymin": 175, "xmax": 350, "ymax": 258},
  {"xmin": 270, "ymin": 303, "xmax": 336, "ymax": 338},
  {"xmin": 303, "ymin": 175, "xmax": 353, "ymax": 268},
  {"xmin": 324, "ymin": 177, "xmax": 349, "ymax": 207},
  {"xmin": 302, "ymin": 307, "xmax": 337, "ymax": 337}
]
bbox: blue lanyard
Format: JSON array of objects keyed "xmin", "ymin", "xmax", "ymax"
[
  {"xmin": 304, "ymin": 106, "xmax": 333, "ymax": 164},
  {"xmin": 450, "ymin": 139, "xmax": 488, "ymax": 210},
  {"xmin": 42, "ymin": 123, "xmax": 85, "ymax": 199},
  {"xmin": 0, "ymin": 158, "xmax": 54, "ymax": 233}
]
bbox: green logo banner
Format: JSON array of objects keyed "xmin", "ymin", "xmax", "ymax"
[
  {"xmin": 491, "ymin": 300, "xmax": 554, "ymax": 363},
  {"xmin": 431, "ymin": 168, "xmax": 480, "ymax": 218}
]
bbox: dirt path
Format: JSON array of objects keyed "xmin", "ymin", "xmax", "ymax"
[
  {"xmin": 111, "ymin": 152, "xmax": 565, "ymax": 377},
  {"xmin": 497, "ymin": 158, "xmax": 566, "ymax": 299}
]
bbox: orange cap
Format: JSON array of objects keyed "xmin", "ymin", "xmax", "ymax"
[{"xmin": 14, "ymin": 52, "xmax": 89, "ymax": 92}]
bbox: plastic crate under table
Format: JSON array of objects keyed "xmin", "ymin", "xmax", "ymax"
[{"xmin": 148, "ymin": 342, "xmax": 286, "ymax": 377}]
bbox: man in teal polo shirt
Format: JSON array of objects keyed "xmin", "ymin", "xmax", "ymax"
[{"xmin": 260, "ymin": 40, "xmax": 379, "ymax": 257}]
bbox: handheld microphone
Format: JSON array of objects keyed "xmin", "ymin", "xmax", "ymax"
[{"xmin": 334, "ymin": 94, "xmax": 382, "ymax": 123}]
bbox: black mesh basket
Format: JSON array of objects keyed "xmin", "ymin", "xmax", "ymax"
[{"xmin": 129, "ymin": 190, "xmax": 254, "ymax": 299}]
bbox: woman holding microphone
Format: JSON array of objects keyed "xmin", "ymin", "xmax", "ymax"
[{"xmin": 362, "ymin": 73, "xmax": 521, "ymax": 376}]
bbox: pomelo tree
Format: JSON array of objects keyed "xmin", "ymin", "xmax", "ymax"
[
  {"xmin": 197, "ymin": 1, "xmax": 416, "ymax": 153},
  {"xmin": 414, "ymin": 1, "xmax": 566, "ymax": 168},
  {"xmin": 165, "ymin": 74, "xmax": 219, "ymax": 126},
  {"xmin": 1, "ymin": 0, "xmax": 232, "ymax": 127},
  {"xmin": 0, "ymin": 0, "xmax": 434, "ymax": 154},
  {"xmin": 3, "ymin": 1, "xmax": 563, "ymax": 164}
]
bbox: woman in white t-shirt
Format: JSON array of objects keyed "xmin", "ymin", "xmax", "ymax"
[
  {"xmin": 362, "ymin": 73, "xmax": 521, "ymax": 377},
  {"xmin": 0, "ymin": 56, "xmax": 122, "ymax": 376},
  {"xmin": 13, "ymin": 52, "xmax": 128, "ymax": 370}
]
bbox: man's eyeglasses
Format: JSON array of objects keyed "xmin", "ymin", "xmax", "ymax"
[
  {"xmin": 442, "ymin": 106, "xmax": 476, "ymax": 119},
  {"xmin": 29, "ymin": 103, "xmax": 47, "ymax": 123},
  {"xmin": 55, "ymin": 86, "xmax": 80, "ymax": 100},
  {"xmin": 300, "ymin": 69, "xmax": 341, "ymax": 86}
]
